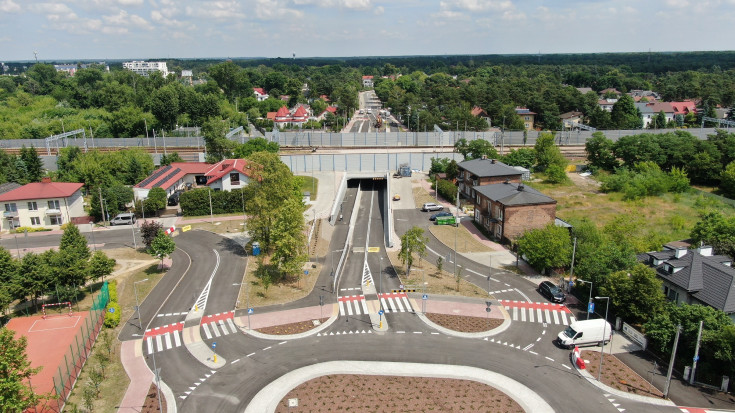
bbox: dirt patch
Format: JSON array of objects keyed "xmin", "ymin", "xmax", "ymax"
[
  {"xmin": 385, "ymin": 250, "xmax": 487, "ymax": 298},
  {"xmin": 186, "ymin": 219, "xmax": 247, "ymax": 234},
  {"xmin": 276, "ymin": 374, "xmax": 523, "ymax": 413},
  {"xmin": 566, "ymin": 171, "xmax": 601, "ymax": 193},
  {"xmin": 255, "ymin": 318, "xmax": 330, "ymax": 335},
  {"xmin": 426, "ymin": 313, "xmax": 503, "ymax": 333},
  {"xmin": 141, "ymin": 382, "xmax": 167, "ymax": 413},
  {"xmin": 581, "ymin": 350, "xmax": 664, "ymax": 398},
  {"xmin": 412, "ymin": 184, "xmax": 437, "ymax": 208},
  {"xmin": 429, "ymin": 225, "xmax": 493, "ymax": 253}
]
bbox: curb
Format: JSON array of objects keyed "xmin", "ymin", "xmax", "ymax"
[
  {"xmin": 572, "ymin": 352, "xmax": 675, "ymax": 406},
  {"xmin": 415, "ymin": 302, "xmax": 512, "ymax": 338},
  {"xmin": 239, "ymin": 312, "xmax": 339, "ymax": 340}
]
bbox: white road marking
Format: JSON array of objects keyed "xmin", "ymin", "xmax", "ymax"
[
  {"xmin": 202, "ymin": 323, "xmax": 212, "ymax": 339},
  {"xmin": 521, "ymin": 308, "xmax": 526, "ymax": 322},
  {"xmin": 552, "ymin": 310, "xmax": 560, "ymax": 325},
  {"xmin": 394, "ymin": 296, "xmax": 405, "ymax": 312},
  {"xmin": 512, "ymin": 307, "xmax": 518, "ymax": 320},
  {"xmin": 544, "ymin": 309, "xmax": 551, "ymax": 324},
  {"xmin": 346, "ymin": 300, "xmax": 354, "ymax": 316},
  {"xmin": 156, "ymin": 335, "xmax": 163, "ymax": 352},
  {"xmin": 353, "ymin": 300, "xmax": 361, "ymax": 315},
  {"xmin": 263, "ymin": 346, "xmax": 271, "ymax": 351},
  {"xmin": 246, "ymin": 353, "xmax": 255, "ymax": 357},
  {"xmin": 165, "ymin": 332, "xmax": 172, "ymax": 349},
  {"xmin": 545, "ymin": 356, "xmax": 554, "ymax": 362},
  {"xmin": 338, "ymin": 300, "xmax": 345, "ymax": 315},
  {"xmin": 537, "ymin": 308, "xmax": 542, "ymax": 322},
  {"xmin": 218, "ymin": 320, "xmax": 228, "ymax": 335},
  {"xmin": 227, "ymin": 318, "xmax": 237, "ymax": 334},
  {"xmin": 361, "ymin": 299, "xmax": 369, "ymax": 313},
  {"xmin": 529, "ymin": 351, "xmax": 538, "ymax": 355},
  {"xmin": 147, "ymin": 337, "xmax": 153, "ymax": 354},
  {"xmin": 232, "ymin": 359, "xmax": 240, "ymax": 364},
  {"xmin": 173, "ymin": 330, "xmax": 181, "ymax": 347},
  {"xmin": 210, "ymin": 322, "xmax": 221, "ymax": 337}
]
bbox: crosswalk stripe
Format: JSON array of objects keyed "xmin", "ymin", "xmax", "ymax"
[
  {"xmin": 560, "ymin": 312, "xmax": 568, "ymax": 325},
  {"xmin": 353, "ymin": 300, "xmax": 361, "ymax": 315},
  {"xmin": 361, "ymin": 299, "xmax": 369, "ymax": 314},
  {"xmin": 203, "ymin": 323, "xmax": 212, "ymax": 339},
  {"xmin": 211, "ymin": 322, "xmax": 221, "ymax": 337},
  {"xmin": 553, "ymin": 310, "xmax": 560, "ymax": 325},
  {"xmin": 173, "ymin": 330, "xmax": 181, "ymax": 347},
  {"xmin": 147, "ymin": 337, "xmax": 153, "ymax": 355},
  {"xmin": 346, "ymin": 300, "xmax": 353, "ymax": 315},
  {"xmin": 521, "ymin": 307, "xmax": 526, "ymax": 322},
  {"xmin": 529, "ymin": 307, "xmax": 534, "ymax": 322},
  {"xmin": 338, "ymin": 300, "xmax": 345, "ymax": 315},
  {"xmin": 380, "ymin": 297, "xmax": 389, "ymax": 313},
  {"xmin": 156, "ymin": 335, "xmax": 163, "ymax": 352},
  {"xmin": 218, "ymin": 320, "xmax": 228, "ymax": 335},
  {"xmin": 227, "ymin": 318, "xmax": 237, "ymax": 334},
  {"xmin": 394, "ymin": 296, "xmax": 405, "ymax": 312},
  {"xmin": 544, "ymin": 309, "xmax": 551, "ymax": 324},
  {"xmin": 570, "ymin": 316, "xmax": 576, "ymax": 324},
  {"xmin": 537, "ymin": 309, "xmax": 542, "ymax": 322},
  {"xmin": 165, "ymin": 332, "xmax": 172, "ymax": 349},
  {"xmin": 401, "ymin": 296, "xmax": 411, "ymax": 312},
  {"xmin": 513, "ymin": 307, "xmax": 518, "ymax": 320},
  {"xmin": 387, "ymin": 297, "xmax": 397, "ymax": 312}
]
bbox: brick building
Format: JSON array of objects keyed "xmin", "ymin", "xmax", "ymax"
[{"xmin": 457, "ymin": 158, "xmax": 522, "ymax": 202}]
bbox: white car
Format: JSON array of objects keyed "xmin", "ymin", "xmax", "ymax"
[{"xmin": 421, "ymin": 203, "xmax": 444, "ymax": 212}]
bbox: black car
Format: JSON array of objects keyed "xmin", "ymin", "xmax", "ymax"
[
  {"xmin": 430, "ymin": 211, "xmax": 453, "ymax": 221},
  {"xmin": 167, "ymin": 191, "xmax": 182, "ymax": 206},
  {"xmin": 538, "ymin": 281, "xmax": 566, "ymax": 303}
]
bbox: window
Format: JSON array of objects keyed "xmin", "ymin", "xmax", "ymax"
[
  {"xmin": 230, "ymin": 173, "xmax": 240, "ymax": 184},
  {"xmin": 4, "ymin": 203, "xmax": 17, "ymax": 212},
  {"xmin": 50, "ymin": 215, "xmax": 62, "ymax": 225},
  {"xmin": 30, "ymin": 217, "xmax": 40, "ymax": 225},
  {"xmin": 48, "ymin": 200, "xmax": 60, "ymax": 209},
  {"xmin": 28, "ymin": 201, "xmax": 38, "ymax": 211}
]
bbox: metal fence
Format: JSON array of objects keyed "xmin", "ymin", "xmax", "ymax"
[
  {"xmin": 281, "ymin": 151, "xmax": 465, "ymax": 173},
  {"xmin": 0, "ymin": 128, "xmax": 726, "ymax": 151},
  {"xmin": 50, "ymin": 282, "xmax": 110, "ymax": 412}
]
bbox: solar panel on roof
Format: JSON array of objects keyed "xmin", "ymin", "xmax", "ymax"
[
  {"xmin": 154, "ymin": 168, "xmax": 181, "ymax": 189},
  {"xmin": 138, "ymin": 165, "xmax": 173, "ymax": 188}
]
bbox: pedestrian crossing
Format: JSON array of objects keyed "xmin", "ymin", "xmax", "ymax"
[
  {"xmin": 338, "ymin": 295, "xmax": 369, "ymax": 316},
  {"xmin": 378, "ymin": 293, "xmax": 413, "ymax": 314},
  {"xmin": 200, "ymin": 311, "xmax": 239, "ymax": 340},
  {"xmin": 336, "ymin": 293, "xmax": 415, "ymax": 316},
  {"xmin": 499, "ymin": 300, "xmax": 576, "ymax": 325},
  {"xmin": 144, "ymin": 322, "xmax": 184, "ymax": 355}
]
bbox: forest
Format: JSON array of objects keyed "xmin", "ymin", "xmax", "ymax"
[{"xmin": 1, "ymin": 51, "xmax": 734, "ymax": 141}]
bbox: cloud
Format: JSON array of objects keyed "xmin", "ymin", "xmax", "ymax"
[
  {"xmin": 253, "ymin": 0, "xmax": 302, "ymax": 19},
  {"xmin": 439, "ymin": 0, "xmax": 513, "ymax": 12},
  {"xmin": 103, "ymin": 10, "xmax": 149, "ymax": 28},
  {"xmin": 374, "ymin": 5, "xmax": 383, "ymax": 15},
  {"xmin": 185, "ymin": 1, "xmax": 246, "ymax": 20},
  {"xmin": 292, "ymin": 0, "xmax": 374, "ymax": 11},
  {"xmin": 0, "ymin": 0, "xmax": 20, "ymax": 13},
  {"xmin": 430, "ymin": 10, "xmax": 467, "ymax": 20}
]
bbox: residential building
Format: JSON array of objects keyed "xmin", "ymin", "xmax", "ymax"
[
  {"xmin": 0, "ymin": 178, "xmax": 85, "ymax": 231},
  {"xmin": 576, "ymin": 87, "xmax": 593, "ymax": 95},
  {"xmin": 515, "ymin": 107, "xmax": 536, "ymax": 130},
  {"xmin": 123, "ymin": 61, "xmax": 169, "ymax": 77},
  {"xmin": 471, "ymin": 106, "xmax": 491, "ymax": 128},
  {"xmin": 315, "ymin": 106, "xmax": 338, "ymax": 121},
  {"xmin": 133, "ymin": 159, "xmax": 259, "ymax": 199},
  {"xmin": 273, "ymin": 105, "xmax": 311, "ymax": 128},
  {"xmin": 253, "ymin": 88, "xmax": 269, "ymax": 102},
  {"xmin": 362, "ymin": 75, "xmax": 374, "ymax": 88},
  {"xmin": 636, "ymin": 102, "xmax": 675, "ymax": 127},
  {"xmin": 54, "ymin": 62, "xmax": 109, "ymax": 76},
  {"xmin": 640, "ymin": 244, "xmax": 735, "ymax": 322},
  {"xmin": 629, "ymin": 89, "xmax": 661, "ymax": 102},
  {"xmin": 598, "ymin": 99, "xmax": 617, "ymax": 112},
  {"xmin": 472, "ymin": 181, "xmax": 557, "ymax": 243},
  {"xmin": 600, "ymin": 88, "xmax": 622, "ymax": 97},
  {"xmin": 560, "ymin": 111, "xmax": 584, "ymax": 128},
  {"xmin": 670, "ymin": 101, "xmax": 697, "ymax": 117},
  {"xmin": 457, "ymin": 158, "xmax": 523, "ymax": 201}
]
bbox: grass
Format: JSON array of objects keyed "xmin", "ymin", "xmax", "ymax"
[
  {"xmin": 386, "ymin": 250, "xmax": 487, "ymax": 297},
  {"xmin": 429, "ymin": 225, "xmax": 492, "ymax": 253},
  {"xmin": 185, "ymin": 219, "xmax": 246, "ymax": 234},
  {"xmin": 298, "ymin": 176, "xmax": 319, "ymax": 200}
]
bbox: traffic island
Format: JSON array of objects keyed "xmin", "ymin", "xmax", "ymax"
[
  {"xmin": 255, "ymin": 318, "xmax": 330, "ymax": 335},
  {"xmin": 425, "ymin": 313, "xmax": 504, "ymax": 332},
  {"xmin": 414, "ymin": 296, "xmax": 510, "ymax": 338}
]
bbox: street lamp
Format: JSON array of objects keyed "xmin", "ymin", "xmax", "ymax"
[
  {"xmin": 578, "ymin": 279, "xmax": 593, "ymax": 320},
  {"xmin": 594, "ymin": 296, "xmax": 610, "ymax": 382},
  {"xmin": 134, "ymin": 279, "xmax": 149, "ymax": 330}
]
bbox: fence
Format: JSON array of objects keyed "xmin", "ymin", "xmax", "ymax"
[{"xmin": 50, "ymin": 282, "xmax": 110, "ymax": 412}]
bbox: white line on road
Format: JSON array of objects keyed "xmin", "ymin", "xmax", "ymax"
[
  {"xmin": 523, "ymin": 344, "xmax": 534, "ymax": 351},
  {"xmin": 431, "ymin": 332, "xmax": 440, "ymax": 335},
  {"xmin": 246, "ymin": 353, "xmax": 255, "ymax": 357},
  {"xmin": 514, "ymin": 288, "xmax": 532, "ymax": 302},
  {"xmin": 278, "ymin": 341, "xmax": 287, "ymax": 345},
  {"xmin": 563, "ymin": 364, "xmax": 571, "ymax": 370},
  {"xmin": 396, "ymin": 331, "xmax": 405, "ymax": 334},
  {"xmin": 262, "ymin": 346, "xmax": 272, "ymax": 351},
  {"xmin": 545, "ymin": 356, "xmax": 555, "ymax": 362},
  {"xmin": 232, "ymin": 359, "xmax": 240, "ymax": 364},
  {"xmin": 529, "ymin": 351, "xmax": 538, "ymax": 355},
  {"xmin": 413, "ymin": 331, "xmax": 422, "ymax": 334}
]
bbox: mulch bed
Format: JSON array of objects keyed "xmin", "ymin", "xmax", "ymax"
[
  {"xmin": 141, "ymin": 382, "xmax": 166, "ymax": 413},
  {"xmin": 426, "ymin": 313, "xmax": 503, "ymax": 333},
  {"xmin": 581, "ymin": 350, "xmax": 664, "ymax": 398},
  {"xmin": 256, "ymin": 318, "xmax": 330, "ymax": 335},
  {"xmin": 276, "ymin": 374, "xmax": 523, "ymax": 413}
]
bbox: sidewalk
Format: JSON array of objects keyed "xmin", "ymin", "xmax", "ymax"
[{"xmin": 118, "ymin": 340, "xmax": 152, "ymax": 413}]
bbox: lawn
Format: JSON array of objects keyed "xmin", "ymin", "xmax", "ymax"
[{"xmin": 298, "ymin": 175, "xmax": 319, "ymax": 200}]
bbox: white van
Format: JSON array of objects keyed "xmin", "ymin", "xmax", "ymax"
[
  {"xmin": 110, "ymin": 212, "xmax": 136, "ymax": 226},
  {"xmin": 556, "ymin": 319, "xmax": 612, "ymax": 349}
]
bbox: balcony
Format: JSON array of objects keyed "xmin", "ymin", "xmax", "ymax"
[
  {"xmin": 3, "ymin": 210, "xmax": 18, "ymax": 218},
  {"xmin": 45, "ymin": 209, "xmax": 62, "ymax": 216}
]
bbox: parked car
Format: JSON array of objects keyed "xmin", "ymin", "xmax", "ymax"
[
  {"xmin": 167, "ymin": 190, "xmax": 182, "ymax": 206},
  {"xmin": 538, "ymin": 281, "xmax": 566, "ymax": 303},
  {"xmin": 556, "ymin": 319, "xmax": 612, "ymax": 349},
  {"xmin": 110, "ymin": 212, "xmax": 136, "ymax": 226},
  {"xmin": 421, "ymin": 203, "xmax": 443, "ymax": 212},
  {"xmin": 430, "ymin": 211, "xmax": 453, "ymax": 221}
]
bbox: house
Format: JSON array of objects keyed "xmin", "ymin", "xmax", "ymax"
[
  {"xmin": 134, "ymin": 159, "xmax": 260, "ymax": 199},
  {"xmin": 457, "ymin": 157, "xmax": 523, "ymax": 201},
  {"xmin": 600, "ymin": 88, "xmax": 622, "ymax": 97},
  {"xmin": 515, "ymin": 107, "xmax": 536, "ymax": 130},
  {"xmin": 123, "ymin": 61, "xmax": 169, "ymax": 77},
  {"xmin": 0, "ymin": 178, "xmax": 86, "ymax": 231},
  {"xmin": 316, "ymin": 106, "xmax": 338, "ymax": 121},
  {"xmin": 670, "ymin": 101, "xmax": 697, "ymax": 117},
  {"xmin": 273, "ymin": 105, "xmax": 312, "ymax": 128},
  {"xmin": 319, "ymin": 95, "xmax": 330, "ymax": 103},
  {"xmin": 636, "ymin": 102, "xmax": 675, "ymax": 127},
  {"xmin": 266, "ymin": 112, "xmax": 277, "ymax": 122},
  {"xmin": 560, "ymin": 111, "xmax": 584, "ymax": 128},
  {"xmin": 253, "ymin": 88, "xmax": 269, "ymax": 102},
  {"xmin": 576, "ymin": 87, "xmax": 593, "ymax": 95},
  {"xmin": 472, "ymin": 181, "xmax": 557, "ymax": 243},
  {"xmin": 279, "ymin": 95, "xmax": 290, "ymax": 102},
  {"xmin": 629, "ymin": 89, "xmax": 661, "ymax": 102},
  {"xmin": 362, "ymin": 75, "xmax": 374, "ymax": 88},
  {"xmin": 471, "ymin": 106, "xmax": 491, "ymax": 128},
  {"xmin": 640, "ymin": 244, "xmax": 735, "ymax": 322},
  {"xmin": 598, "ymin": 99, "xmax": 617, "ymax": 112}
]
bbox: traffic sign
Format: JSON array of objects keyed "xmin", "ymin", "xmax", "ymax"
[
  {"xmin": 422, "ymin": 294, "xmax": 428, "ymax": 300},
  {"xmin": 212, "ymin": 342, "xmax": 217, "ymax": 348},
  {"xmin": 304, "ymin": 270, "xmax": 309, "ymax": 275},
  {"xmin": 378, "ymin": 310, "xmax": 384, "ymax": 316},
  {"xmin": 108, "ymin": 307, "xmax": 115, "ymax": 313},
  {"xmin": 319, "ymin": 295, "xmax": 324, "ymax": 306},
  {"xmin": 588, "ymin": 302, "xmax": 595, "ymax": 313},
  {"xmin": 486, "ymin": 307, "xmax": 492, "ymax": 312},
  {"xmin": 693, "ymin": 356, "xmax": 699, "ymax": 362},
  {"xmin": 248, "ymin": 308, "xmax": 254, "ymax": 314}
]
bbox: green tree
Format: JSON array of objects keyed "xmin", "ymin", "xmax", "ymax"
[
  {"xmin": 150, "ymin": 84, "xmax": 180, "ymax": 129},
  {"xmin": 233, "ymin": 137, "xmax": 280, "ymax": 158},
  {"xmin": 146, "ymin": 187, "xmax": 167, "ymax": 215},
  {"xmin": 534, "ymin": 132, "xmax": 568, "ymax": 173},
  {"xmin": 149, "ymin": 230, "xmax": 175, "ymax": 269},
  {"xmin": 466, "ymin": 139, "xmax": 498, "ymax": 160},
  {"xmin": 398, "ymin": 226, "xmax": 428, "ymax": 276},
  {"xmin": 140, "ymin": 221, "xmax": 163, "ymax": 249},
  {"xmin": 12, "ymin": 252, "xmax": 50, "ymax": 311},
  {"xmin": 87, "ymin": 251, "xmax": 116, "ymax": 283},
  {"xmin": 690, "ymin": 211, "xmax": 735, "ymax": 258},
  {"xmin": 720, "ymin": 161, "xmax": 735, "ymax": 198},
  {"xmin": 501, "ymin": 148, "xmax": 536, "ymax": 169},
  {"xmin": 0, "ymin": 247, "xmax": 18, "ymax": 314},
  {"xmin": 598, "ymin": 264, "xmax": 665, "ymax": 325},
  {"xmin": 0, "ymin": 328, "xmax": 41, "ymax": 411},
  {"xmin": 445, "ymin": 160, "xmax": 459, "ymax": 181},
  {"xmin": 59, "ymin": 223, "xmax": 91, "ymax": 262},
  {"xmin": 160, "ymin": 152, "xmax": 184, "ymax": 166},
  {"xmin": 271, "ymin": 197, "xmax": 307, "ymax": 278},
  {"xmin": 585, "ymin": 132, "xmax": 618, "ymax": 171},
  {"xmin": 19, "ymin": 146, "xmax": 44, "ymax": 182},
  {"xmin": 611, "ymin": 94, "xmax": 642, "ymax": 129},
  {"xmin": 517, "ymin": 223, "xmax": 572, "ymax": 274},
  {"xmin": 202, "ymin": 117, "xmax": 234, "ymax": 162}
]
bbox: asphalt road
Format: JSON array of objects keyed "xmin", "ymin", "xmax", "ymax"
[{"xmin": 0, "ymin": 225, "xmax": 139, "ymax": 251}]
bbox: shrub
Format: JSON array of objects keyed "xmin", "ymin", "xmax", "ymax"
[
  {"xmin": 179, "ymin": 187, "xmax": 249, "ymax": 216},
  {"xmin": 11, "ymin": 226, "xmax": 51, "ymax": 233},
  {"xmin": 104, "ymin": 301, "xmax": 121, "ymax": 328},
  {"xmin": 107, "ymin": 280, "xmax": 118, "ymax": 303},
  {"xmin": 436, "ymin": 179, "xmax": 457, "ymax": 204}
]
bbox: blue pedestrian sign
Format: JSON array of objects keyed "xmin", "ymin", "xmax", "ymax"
[
  {"xmin": 248, "ymin": 308, "xmax": 254, "ymax": 314},
  {"xmin": 212, "ymin": 342, "xmax": 217, "ymax": 348},
  {"xmin": 304, "ymin": 270, "xmax": 309, "ymax": 275},
  {"xmin": 693, "ymin": 356, "xmax": 699, "ymax": 362},
  {"xmin": 422, "ymin": 294, "xmax": 428, "ymax": 300},
  {"xmin": 108, "ymin": 307, "xmax": 115, "ymax": 313},
  {"xmin": 378, "ymin": 310, "xmax": 384, "ymax": 316},
  {"xmin": 588, "ymin": 302, "xmax": 595, "ymax": 313}
]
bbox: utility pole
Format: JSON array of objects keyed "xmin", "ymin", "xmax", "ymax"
[
  {"xmin": 567, "ymin": 237, "xmax": 577, "ymax": 293},
  {"xmin": 689, "ymin": 321, "xmax": 704, "ymax": 385},
  {"xmin": 453, "ymin": 185, "xmax": 460, "ymax": 278},
  {"xmin": 663, "ymin": 325, "xmax": 682, "ymax": 399},
  {"xmin": 98, "ymin": 187, "xmax": 106, "ymax": 226}
]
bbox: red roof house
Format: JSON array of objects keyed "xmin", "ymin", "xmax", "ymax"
[{"xmin": 0, "ymin": 178, "xmax": 86, "ymax": 230}]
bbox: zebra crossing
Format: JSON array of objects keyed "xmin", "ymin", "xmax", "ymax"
[
  {"xmin": 378, "ymin": 292, "xmax": 413, "ymax": 314},
  {"xmin": 338, "ymin": 295, "xmax": 369, "ymax": 316},
  {"xmin": 200, "ymin": 311, "xmax": 239, "ymax": 340},
  {"xmin": 499, "ymin": 300, "xmax": 576, "ymax": 325},
  {"xmin": 145, "ymin": 322, "xmax": 184, "ymax": 355},
  {"xmin": 337, "ymin": 293, "xmax": 414, "ymax": 316}
]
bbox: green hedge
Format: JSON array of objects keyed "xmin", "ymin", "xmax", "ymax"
[
  {"xmin": 436, "ymin": 179, "xmax": 457, "ymax": 204},
  {"xmin": 104, "ymin": 302, "xmax": 121, "ymax": 328},
  {"xmin": 108, "ymin": 280, "xmax": 118, "ymax": 303},
  {"xmin": 180, "ymin": 188, "xmax": 250, "ymax": 216}
]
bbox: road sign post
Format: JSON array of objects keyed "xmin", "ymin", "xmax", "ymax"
[
  {"xmin": 247, "ymin": 308, "xmax": 254, "ymax": 329},
  {"xmin": 212, "ymin": 342, "xmax": 217, "ymax": 363},
  {"xmin": 588, "ymin": 302, "xmax": 595, "ymax": 315},
  {"xmin": 485, "ymin": 301, "xmax": 492, "ymax": 329},
  {"xmin": 422, "ymin": 294, "xmax": 428, "ymax": 314},
  {"xmin": 378, "ymin": 309, "xmax": 384, "ymax": 329},
  {"xmin": 319, "ymin": 295, "xmax": 324, "ymax": 319}
]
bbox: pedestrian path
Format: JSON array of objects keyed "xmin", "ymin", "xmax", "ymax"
[
  {"xmin": 337, "ymin": 295, "xmax": 369, "ymax": 316},
  {"xmin": 200, "ymin": 311, "xmax": 238, "ymax": 340},
  {"xmin": 144, "ymin": 322, "xmax": 184, "ymax": 354},
  {"xmin": 378, "ymin": 292, "xmax": 413, "ymax": 314},
  {"xmin": 499, "ymin": 300, "xmax": 575, "ymax": 325}
]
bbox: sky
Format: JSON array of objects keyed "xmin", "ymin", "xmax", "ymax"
[{"xmin": 1, "ymin": 0, "xmax": 735, "ymax": 62}]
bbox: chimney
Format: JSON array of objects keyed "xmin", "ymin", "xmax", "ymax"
[
  {"xmin": 674, "ymin": 248, "xmax": 687, "ymax": 259},
  {"xmin": 517, "ymin": 183, "xmax": 524, "ymax": 191},
  {"xmin": 41, "ymin": 177, "xmax": 51, "ymax": 183},
  {"xmin": 697, "ymin": 245, "xmax": 713, "ymax": 257}
]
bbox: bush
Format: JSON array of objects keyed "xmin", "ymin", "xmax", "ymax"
[
  {"xmin": 11, "ymin": 226, "xmax": 51, "ymax": 233},
  {"xmin": 107, "ymin": 280, "xmax": 118, "ymax": 303},
  {"xmin": 104, "ymin": 301, "xmax": 121, "ymax": 328},
  {"xmin": 180, "ymin": 187, "xmax": 249, "ymax": 216},
  {"xmin": 600, "ymin": 161, "xmax": 690, "ymax": 200},
  {"xmin": 435, "ymin": 179, "xmax": 457, "ymax": 204}
]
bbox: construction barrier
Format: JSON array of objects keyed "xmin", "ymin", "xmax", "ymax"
[
  {"xmin": 392, "ymin": 289, "xmax": 417, "ymax": 293},
  {"xmin": 572, "ymin": 346, "xmax": 585, "ymax": 369},
  {"xmin": 165, "ymin": 225, "xmax": 176, "ymax": 235}
]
